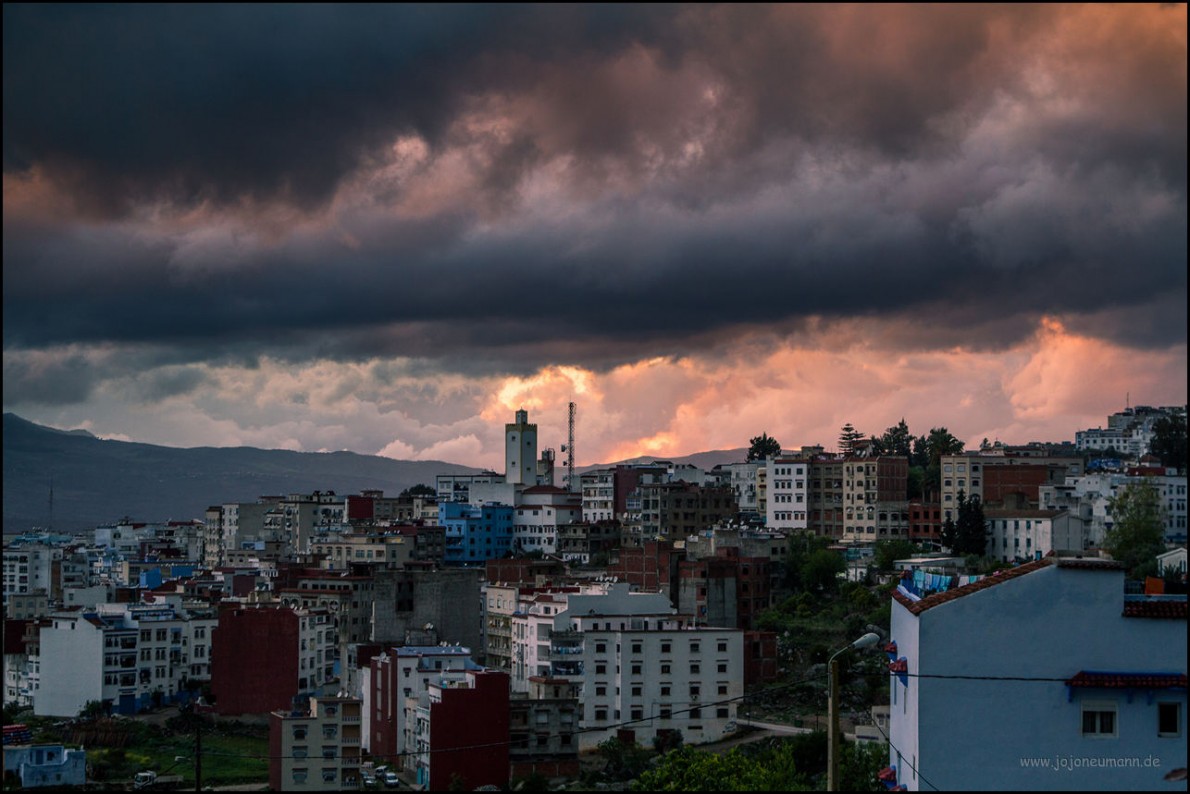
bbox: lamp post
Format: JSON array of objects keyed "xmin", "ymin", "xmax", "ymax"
[{"xmin": 828, "ymin": 632, "xmax": 880, "ymax": 792}]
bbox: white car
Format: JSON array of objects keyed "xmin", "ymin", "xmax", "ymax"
[{"xmin": 384, "ymin": 771, "xmax": 401, "ymax": 788}]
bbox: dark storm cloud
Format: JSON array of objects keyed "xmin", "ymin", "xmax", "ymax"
[
  {"xmin": 3, "ymin": 4, "xmax": 679, "ymax": 213},
  {"xmin": 3, "ymin": 3, "xmax": 1186, "ymax": 384}
]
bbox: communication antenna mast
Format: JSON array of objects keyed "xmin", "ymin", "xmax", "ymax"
[{"xmin": 563, "ymin": 401, "xmax": 577, "ymax": 492}]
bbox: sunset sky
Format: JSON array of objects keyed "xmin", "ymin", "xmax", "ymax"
[{"xmin": 4, "ymin": 4, "xmax": 1186, "ymax": 470}]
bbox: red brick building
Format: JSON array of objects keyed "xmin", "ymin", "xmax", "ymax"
[
  {"xmin": 414, "ymin": 670, "xmax": 509, "ymax": 791},
  {"xmin": 210, "ymin": 607, "xmax": 299, "ymax": 715}
]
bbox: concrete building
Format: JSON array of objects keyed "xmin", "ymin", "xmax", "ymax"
[
  {"xmin": 440, "ymin": 502, "xmax": 515, "ymax": 565},
  {"xmin": 1041, "ymin": 471, "xmax": 1188, "ymax": 546},
  {"xmin": 510, "ymin": 584, "xmax": 744, "ymax": 750},
  {"xmin": 269, "ymin": 696, "xmax": 363, "ymax": 791},
  {"xmin": 365, "ymin": 645, "xmax": 481, "ymax": 764},
  {"xmin": 371, "ymin": 567, "xmax": 484, "ymax": 654},
  {"xmin": 506, "ymin": 409, "xmax": 538, "ymax": 486},
  {"xmin": 408, "ymin": 669, "xmax": 510, "ymax": 790},
  {"xmin": 939, "ymin": 452, "xmax": 1082, "ymax": 522},
  {"xmin": 766, "ymin": 456, "xmax": 810, "ymax": 531},
  {"xmin": 210, "ymin": 605, "xmax": 335, "ymax": 716},
  {"xmin": 514, "ymin": 485, "xmax": 582, "ymax": 555},
  {"xmin": 888, "ymin": 557, "xmax": 1187, "ymax": 790},
  {"xmin": 841, "ymin": 457, "xmax": 909, "ymax": 543},
  {"xmin": 808, "ymin": 458, "xmax": 846, "ymax": 539},
  {"xmin": 2, "ymin": 543, "xmax": 62, "ymax": 599},
  {"xmin": 985, "ymin": 508, "xmax": 1086, "ymax": 562},
  {"xmin": 34, "ymin": 603, "xmax": 215, "ymax": 717},
  {"xmin": 509, "ymin": 677, "xmax": 582, "ymax": 781},
  {"xmin": 624, "ymin": 482, "xmax": 737, "ymax": 545}
]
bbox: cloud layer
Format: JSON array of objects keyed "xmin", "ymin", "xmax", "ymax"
[{"xmin": 4, "ymin": 5, "xmax": 1186, "ymax": 468}]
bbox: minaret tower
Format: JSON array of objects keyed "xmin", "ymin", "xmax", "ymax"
[{"xmin": 505, "ymin": 408, "xmax": 538, "ymax": 485}]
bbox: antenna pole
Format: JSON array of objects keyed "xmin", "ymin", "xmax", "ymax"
[{"xmin": 567, "ymin": 402, "xmax": 577, "ymax": 493}]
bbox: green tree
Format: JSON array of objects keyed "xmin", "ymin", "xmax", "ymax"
[
  {"xmin": 915, "ymin": 427, "xmax": 965, "ymax": 494},
  {"xmin": 597, "ymin": 737, "xmax": 652, "ymax": 781},
  {"xmin": 1149, "ymin": 413, "xmax": 1187, "ymax": 470},
  {"xmin": 1103, "ymin": 480, "xmax": 1167, "ymax": 578},
  {"xmin": 874, "ymin": 539, "xmax": 917, "ymax": 572},
  {"xmin": 399, "ymin": 483, "xmax": 437, "ymax": 498},
  {"xmin": 632, "ymin": 744, "xmax": 813, "ymax": 792},
  {"xmin": 955, "ymin": 493, "xmax": 988, "ymax": 557},
  {"xmin": 839, "ymin": 423, "xmax": 865, "ymax": 456},
  {"xmin": 871, "ymin": 419, "xmax": 913, "ymax": 458},
  {"xmin": 747, "ymin": 432, "xmax": 782, "ymax": 462},
  {"xmin": 801, "ymin": 549, "xmax": 846, "ymax": 593},
  {"xmin": 78, "ymin": 699, "xmax": 108, "ymax": 720}
]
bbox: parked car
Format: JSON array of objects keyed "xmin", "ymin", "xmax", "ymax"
[{"xmin": 384, "ymin": 770, "xmax": 401, "ymax": 788}]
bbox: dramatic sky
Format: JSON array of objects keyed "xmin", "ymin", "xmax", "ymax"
[{"xmin": 4, "ymin": 4, "xmax": 1187, "ymax": 469}]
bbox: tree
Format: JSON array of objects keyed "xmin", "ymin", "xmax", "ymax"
[
  {"xmin": 940, "ymin": 492, "xmax": 987, "ymax": 556},
  {"xmin": 1103, "ymin": 479, "xmax": 1167, "ymax": 578},
  {"xmin": 631, "ymin": 743, "xmax": 813, "ymax": 791},
  {"xmin": 838, "ymin": 423, "xmax": 864, "ymax": 456},
  {"xmin": 915, "ymin": 427, "xmax": 965, "ymax": 494},
  {"xmin": 399, "ymin": 483, "xmax": 436, "ymax": 498},
  {"xmin": 955, "ymin": 493, "xmax": 988, "ymax": 557},
  {"xmin": 874, "ymin": 539, "xmax": 917, "ymax": 572},
  {"xmin": 871, "ymin": 419, "xmax": 913, "ymax": 458},
  {"xmin": 1149, "ymin": 413, "xmax": 1187, "ymax": 470},
  {"xmin": 801, "ymin": 549, "xmax": 846, "ymax": 593},
  {"xmin": 747, "ymin": 432, "xmax": 782, "ymax": 462}
]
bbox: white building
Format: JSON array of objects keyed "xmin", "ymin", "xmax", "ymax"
[
  {"xmin": 1157, "ymin": 548, "xmax": 1187, "ymax": 578},
  {"xmin": 985, "ymin": 508, "xmax": 1087, "ymax": 562},
  {"xmin": 888, "ymin": 557, "xmax": 1187, "ymax": 790},
  {"xmin": 510, "ymin": 583, "xmax": 744, "ymax": 751},
  {"xmin": 765, "ymin": 457, "xmax": 809, "ymax": 531},
  {"xmin": 1042, "ymin": 472, "xmax": 1188, "ymax": 546},
  {"xmin": 2, "ymin": 545, "xmax": 62, "ymax": 598},
  {"xmin": 34, "ymin": 604, "xmax": 216, "ymax": 717},
  {"xmin": 514, "ymin": 486, "xmax": 582, "ymax": 555},
  {"xmin": 269, "ymin": 696, "xmax": 363, "ymax": 791}
]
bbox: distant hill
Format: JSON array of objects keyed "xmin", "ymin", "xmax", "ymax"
[
  {"xmin": 578, "ymin": 448, "xmax": 749, "ymax": 473},
  {"xmin": 2, "ymin": 413, "xmax": 481, "ymax": 533}
]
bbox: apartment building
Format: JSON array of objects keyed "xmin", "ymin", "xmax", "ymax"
[
  {"xmin": 269, "ymin": 696, "xmax": 363, "ymax": 791},
  {"xmin": 509, "ymin": 584, "xmax": 744, "ymax": 750},
  {"xmin": 364, "ymin": 645, "xmax": 481, "ymax": 766},
  {"xmin": 34, "ymin": 603, "xmax": 216, "ymax": 717},
  {"xmin": 766, "ymin": 456, "xmax": 810, "ymax": 531},
  {"xmin": 939, "ymin": 452, "xmax": 1082, "ymax": 522},
  {"xmin": 209, "ymin": 605, "xmax": 335, "ymax": 716},
  {"xmin": 407, "ymin": 669, "xmax": 510, "ymax": 791},
  {"xmin": 515, "ymin": 485, "xmax": 582, "ymax": 555},
  {"xmin": 841, "ymin": 457, "xmax": 909, "ymax": 542},
  {"xmin": 808, "ymin": 458, "xmax": 846, "ymax": 538},
  {"xmin": 439, "ymin": 502, "xmax": 515, "ymax": 565}
]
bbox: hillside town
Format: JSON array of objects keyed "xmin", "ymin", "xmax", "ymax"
[{"xmin": 3, "ymin": 404, "xmax": 1187, "ymax": 791}]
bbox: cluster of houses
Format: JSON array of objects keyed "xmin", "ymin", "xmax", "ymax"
[{"xmin": 2, "ymin": 405, "xmax": 1186, "ymax": 790}]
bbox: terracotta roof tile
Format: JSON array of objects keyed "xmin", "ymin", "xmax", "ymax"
[
  {"xmin": 1123, "ymin": 600, "xmax": 1188, "ymax": 620},
  {"xmin": 892, "ymin": 558, "xmax": 1053, "ymax": 615},
  {"xmin": 1067, "ymin": 672, "xmax": 1188, "ymax": 689}
]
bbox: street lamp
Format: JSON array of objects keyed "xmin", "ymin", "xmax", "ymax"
[{"xmin": 827, "ymin": 632, "xmax": 880, "ymax": 792}]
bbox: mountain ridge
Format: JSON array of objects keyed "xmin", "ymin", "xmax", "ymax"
[{"xmin": 2, "ymin": 414, "xmax": 749, "ymax": 534}]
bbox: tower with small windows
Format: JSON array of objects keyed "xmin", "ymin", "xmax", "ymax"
[{"xmin": 505, "ymin": 409, "xmax": 538, "ymax": 485}]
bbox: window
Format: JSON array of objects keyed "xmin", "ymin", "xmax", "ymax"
[
  {"xmin": 718, "ymin": 684, "xmax": 728, "ymax": 695},
  {"xmin": 690, "ymin": 663, "xmax": 700, "ymax": 674},
  {"xmin": 1081, "ymin": 702, "xmax": 1117, "ymax": 737},
  {"xmin": 718, "ymin": 641, "xmax": 727, "ymax": 653},
  {"xmin": 660, "ymin": 685, "xmax": 670, "ymax": 696},
  {"xmin": 717, "ymin": 707, "xmax": 729, "ymax": 718},
  {"xmin": 661, "ymin": 642, "xmax": 671, "ymax": 653},
  {"xmin": 661, "ymin": 664, "xmax": 671, "ymax": 674},
  {"xmin": 292, "ymin": 770, "xmax": 308, "ymax": 784},
  {"xmin": 1158, "ymin": 702, "xmax": 1182, "ymax": 737},
  {"xmin": 594, "ymin": 709, "xmax": 607, "ymax": 721},
  {"xmin": 717, "ymin": 663, "xmax": 728, "ymax": 673},
  {"xmin": 595, "ymin": 685, "xmax": 606, "ymax": 696},
  {"xmin": 631, "ymin": 664, "xmax": 642, "ymax": 675},
  {"xmin": 632, "ymin": 686, "xmax": 642, "ymax": 697},
  {"xmin": 659, "ymin": 707, "xmax": 671, "ymax": 719},
  {"xmin": 632, "ymin": 643, "xmax": 642, "ymax": 654},
  {"xmin": 631, "ymin": 708, "xmax": 644, "ymax": 720}
]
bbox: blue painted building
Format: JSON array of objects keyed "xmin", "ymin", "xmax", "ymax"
[{"xmin": 439, "ymin": 502, "xmax": 515, "ymax": 565}]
